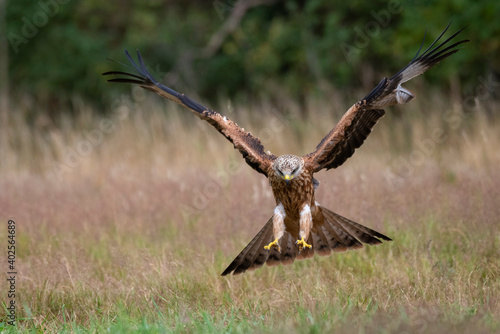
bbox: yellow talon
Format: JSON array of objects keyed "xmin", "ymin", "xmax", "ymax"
[
  {"xmin": 296, "ymin": 237, "xmax": 312, "ymax": 252},
  {"xmin": 264, "ymin": 238, "xmax": 281, "ymax": 252}
]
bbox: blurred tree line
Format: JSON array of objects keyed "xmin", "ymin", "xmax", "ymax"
[{"xmin": 3, "ymin": 0, "xmax": 500, "ymax": 115}]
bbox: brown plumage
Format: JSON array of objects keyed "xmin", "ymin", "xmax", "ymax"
[{"xmin": 103, "ymin": 23, "xmax": 468, "ymax": 275}]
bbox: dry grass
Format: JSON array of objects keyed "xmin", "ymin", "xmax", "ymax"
[{"xmin": 0, "ymin": 91, "xmax": 499, "ymax": 333}]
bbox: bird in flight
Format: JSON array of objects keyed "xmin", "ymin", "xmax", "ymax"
[{"xmin": 103, "ymin": 24, "xmax": 467, "ymax": 276}]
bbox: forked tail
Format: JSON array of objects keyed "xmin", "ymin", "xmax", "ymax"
[{"xmin": 221, "ymin": 206, "xmax": 391, "ymax": 275}]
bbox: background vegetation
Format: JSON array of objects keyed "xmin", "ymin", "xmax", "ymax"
[
  {"xmin": 1, "ymin": 0, "xmax": 499, "ymax": 333},
  {"xmin": 3, "ymin": 0, "xmax": 500, "ymax": 114},
  {"xmin": 0, "ymin": 97, "xmax": 499, "ymax": 333}
]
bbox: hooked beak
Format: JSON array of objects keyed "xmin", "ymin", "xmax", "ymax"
[{"xmin": 283, "ymin": 174, "xmax": 292, "ymax": 186}]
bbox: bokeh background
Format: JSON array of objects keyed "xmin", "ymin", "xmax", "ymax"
[{"xmin": 2, "ymin": 0, "xmax": 499, "ymax": 115}]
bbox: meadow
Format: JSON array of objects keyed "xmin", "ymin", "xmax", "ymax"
[{"xmin": 0, "ymin": 89, "xmax": 499, "ymax": 333}]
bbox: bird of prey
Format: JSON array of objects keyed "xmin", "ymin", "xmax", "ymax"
[{"xmin": 103, "ymin": 24, "xmax": 467, "ymax": 275}]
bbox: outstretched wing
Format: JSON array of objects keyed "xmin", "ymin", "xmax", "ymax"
[
  {"xmin": 103, "ymin": 51, "xmax": 276, "ymax": 176},
  {"xmin": 304, "ymin": 23, "xmax": 468, "ymax": 172}
]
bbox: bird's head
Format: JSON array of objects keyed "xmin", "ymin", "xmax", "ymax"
[{"xmin": 272, "ymin": 155, "xmax": 303, "ymax": 185}]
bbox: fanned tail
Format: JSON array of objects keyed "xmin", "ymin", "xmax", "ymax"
[
  {"xmin": 221, "ymin": 217, "xmax": 275, "ymax": 276},
  {"xmin": 221, "ymin": 206, "xmax": 391, "ymax": 276}
]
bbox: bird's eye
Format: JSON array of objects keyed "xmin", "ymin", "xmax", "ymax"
[{"xmin": 292, "ymin": 168, "xmax": 298, "ymax": 174}]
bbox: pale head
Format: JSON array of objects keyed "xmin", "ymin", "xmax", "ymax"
[{"xmin": 272, "ymin": 154, "xmax": 303, "ymax": 184}]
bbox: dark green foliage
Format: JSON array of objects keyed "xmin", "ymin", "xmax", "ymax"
[{"xmin": 5, "ymin": 0, "xmax": 499, "ymax": 114}]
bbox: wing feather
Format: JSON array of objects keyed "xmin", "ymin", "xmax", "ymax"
[
  {"xmin": 304, "ymin": 23, "xmax": 468, "ymax": 172},
  {"xmin": 103, "ymin": 50, "xmax": 276, "ymax": 176}
]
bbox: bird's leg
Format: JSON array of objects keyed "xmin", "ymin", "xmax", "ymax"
[
  {"xmin": 264, "ymin": 203, "xmax": 285, "ymax": 252},
  {"xmin": 264, "ymin": 238, "xmax": 280, "ymax": 252},
  {"xmin": 296, "ymin": 204, "xmax": 312, "ymax": 252}
]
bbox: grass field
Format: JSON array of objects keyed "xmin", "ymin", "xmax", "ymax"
[{"xmin": 1, "ymin": 91, "xmax": 499, "ymax": 333}]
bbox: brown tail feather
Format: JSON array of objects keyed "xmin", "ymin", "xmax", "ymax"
[
  {"xmin": 221, "ymin": 216, "xmax": 274, "ymax": 276},
  {"xmin": 221, "ymin": 206, "xmax": 391, "ymax": 276},
  {"xmin": 312, "ymin": 225, "xmax": 332, "ymax": 256},
  {"xmin": 321, "ymin": 207, "xmax": 392, "ymax": 245},
  {"xmin": 317, "ymin": 210, "xmax": 364, "ymax": 250}
]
